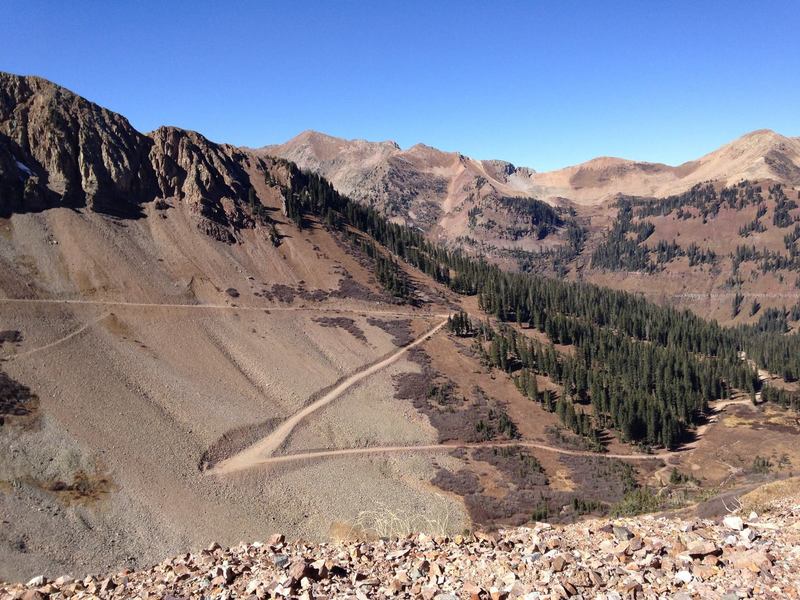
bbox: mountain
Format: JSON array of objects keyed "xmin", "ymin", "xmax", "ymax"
[
  {"xmin": 0, "ymin": 74, "xmax": 463, "ymax": 578},
  {"xmin": 0, "ymin": 73, "xmax": 298, "ymax": 243},
  {"xmin": 262, "ymin": 131, "xmax": 553, "ymax": 253},
  {"xmin": 532, "ymin": 129, "xmax": 800, "ymax": 203},
  {"xmin": 1, "ymin": 72, "xmax": 799, "ymax": 584},
  {"xmin": 267, "ymin": 129, "xmax": 800, "ymax": 211},
  {"xmin": 267, "ymin": 129, "xmax": 800, "ymax": 325}
]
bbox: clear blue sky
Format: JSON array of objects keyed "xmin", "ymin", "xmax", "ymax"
[{"xmin": 3, "ymin": 1, "xmax": 799, "ymax": 170}]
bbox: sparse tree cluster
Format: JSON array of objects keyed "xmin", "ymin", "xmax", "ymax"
[
  {"xmin": 447, "ymin": 311, "xmax": 473, "ymax": 337},
  {"xmin": 761, "ymin": 383, "xmax": 800, "ymax": 411}
]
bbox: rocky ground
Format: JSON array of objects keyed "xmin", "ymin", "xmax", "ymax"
[{"xmin": 2, "ymin": 499, "xmax": 798, "ymax": 599}]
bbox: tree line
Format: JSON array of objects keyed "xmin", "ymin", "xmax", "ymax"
[{"xmin": 274, "ymin": 163, "xmax": 800, "ymax": 430}]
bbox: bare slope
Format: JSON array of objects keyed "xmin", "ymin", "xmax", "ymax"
[
  {"xmin": 0, "ymin": 199, "xmax": 463, "ymax": 580},
  {"xmin": 0, "ymin": 74, "xmax": 468, "ymax": 580}
]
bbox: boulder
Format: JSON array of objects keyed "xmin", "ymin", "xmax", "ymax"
[{"xmin": 723, "ymin": 516, "xmax": 744, "ymax": 531}]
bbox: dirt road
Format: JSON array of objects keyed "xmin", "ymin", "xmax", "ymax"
[
  {"xmin": 211, "ymin": 440, "xmax": 669, "ymax": 473},
  {"xmin": 212, "ymin": 397, "xmax": 760, "ymax": 474},
  {"xmin": 1, "ymin": 312, "xmax": 110, "ymax": 362},
  {"xmin": 0, "ymin": 297, "xmax": 447, "ymax": 319},
  {"xmin": 208, "ymin": 318, "xmax": 450, "ymax": 474}
]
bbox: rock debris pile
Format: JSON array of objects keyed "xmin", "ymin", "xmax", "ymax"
[{"xmin": 2, "ymin": 502, "xmax": 799, "ymax": 599}]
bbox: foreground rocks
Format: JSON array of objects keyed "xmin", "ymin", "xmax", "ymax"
[{"xmin": 2, "ymin": 501, "xmax": 799, "ymax": 599}]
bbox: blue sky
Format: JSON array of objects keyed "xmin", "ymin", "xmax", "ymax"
[{"xmin": 3, "ymin": 1, "xmax": 799, "ymax": 170}]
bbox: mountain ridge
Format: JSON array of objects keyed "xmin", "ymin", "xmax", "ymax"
[
  {"xmin": 0, "ymin": 72, "xmax": 294, "ymax": 244},
  {"xmin": 264, "ymin": 127, "xmax": 800, "ymax": 259},
  {"xmin": 267, "ymin": 127, "xmax": 800, "ymax": 205}
]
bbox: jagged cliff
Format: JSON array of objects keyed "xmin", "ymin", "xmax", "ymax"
[{"xmin": 0, "ymin": 73, "xmax": 291, "ymax": 243}]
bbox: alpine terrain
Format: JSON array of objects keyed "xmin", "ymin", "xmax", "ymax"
[{"xmin": 0, "ymin": 73, "xmax": 799, "ymax": 599}]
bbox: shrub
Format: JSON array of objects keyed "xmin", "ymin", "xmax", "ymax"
[{"xmin": 611, "ymin": 487, "xmax": 661, "ymax": 516}]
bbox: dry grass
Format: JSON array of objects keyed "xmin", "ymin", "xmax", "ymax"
[
  {"xmin": 739, "ymin": 477, "xmax": 800, "ymax": 515},
  {"xmin": 349, "ymin": 499, "xmax": 457, "ymax": 539},
  {"xmin": 47, "ymin": 470, "xmax": 115, "ymax": 505}
]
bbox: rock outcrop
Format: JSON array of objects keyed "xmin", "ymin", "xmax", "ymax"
[
  {"xmin": 0, "ymin": 72, "xmax": 287, "ymax": 242},
  {"xmin": 0, "ymin": 73, "xmax": 157, "ymax": 216},
  {"xmin": 262, "ymin": 131, "xmax": 546, "ymax": 244}
]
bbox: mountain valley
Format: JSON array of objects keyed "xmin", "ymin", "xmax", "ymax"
[{"xmin": 0, "ymin": 73, "xmax": 798, "ymax": 592}]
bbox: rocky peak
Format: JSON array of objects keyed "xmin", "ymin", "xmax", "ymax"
[
  {"xmin": 148, "ymin": 126, "xmax": 249, "ymax": 207},
  {"xmin": 0, "ymin": 72, "xmax": 156, "ymax": 216},
  {"xmin": 0, "ymin": 72, "xmax": 283, "ymax": 243}
]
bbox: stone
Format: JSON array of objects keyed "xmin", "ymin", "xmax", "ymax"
[
  {"xmin": 100, "ymin": 577, "xmax": 116, "ymax": 592},
  {"xmin": 588, "ymin": 570, "xmax": 604, "ymax": 587},
  {"xmin": 421, "ymin": 584, "xmax": 439, "ymax": 600},
  {"xmin": 685, "ymin": 539, "xmax": 719, "ymax": 557},
  {"xmin": 702, "ymin": 554, "xmax": 720, "ymax": 566},
  {"xmin": 621, "ymin": 580, "xmax": 642, "ymax": 594},
  {"xmin": 599, "ymin": 540, "xmax": 616, "ymax": 553},
  {"xmin": 489, "ymin": 586, "xmax": 507, "ymax": 600},
  {"xmin": 612, "ymin": 541, "xmax": 630, "ymax": 555},
  {"xmin": 723, "ymin": 516, "xmax": 744, "ymax": 531},
  {"xmin": 386, "ymin": 548, "xmax": 410, "ymax": 560},
  {"xmin": 501, "ymin": 572, "xmax": 517, "ymax": 588},
  {"xmin": 475, "ymin": 531, "xmax": 500, "ymax": 545},
  {"xmin": 309, "ymin": 559, "xmax": 328, "ymax": 580},
  {"xmin": 273, "ymin": 554, "xmax": 290, "ymax": 568},
  {"xmin": 289, "ymin": 559, "xmax": 310, "ymax": 581},
  {"xmin": 729, "ymin": 550, "xmax": 774, "ymax": 574},
  {"xmin": 0, "ymin": 503, "xmax": 796, "ymax": 600},
  {"xmin": 739, "ymin": 528, "xmax": 756, "ymax": 542},
  {"xmin": 463, "ymin": 581, "xmax": 484, "ymax": 600},
  {"xmin": 613, "ymin": 526, "xmax": 634, "ymax": 541},
  {"xmin": 551, "ymin": 554, "xmax": 567, "ymax": 572}
]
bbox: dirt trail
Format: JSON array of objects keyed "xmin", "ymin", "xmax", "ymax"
[
  {"xmin": 652, "ymin": 397, "xmax": 754, "ymax": 483},
  {"xmin": 2, "ymin": 312, "xmax": 110, "ymax": 361},
  {"xmin": 0, "ymin": 297, "xmax": 446, "ymax": 318},
  {"xmin": 209, "ymin": 318, "xmax": 449, "ymax": 475},
  {"xmin": 212, "ymin": 440, "xmax": 669, "ymax": 473}
]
